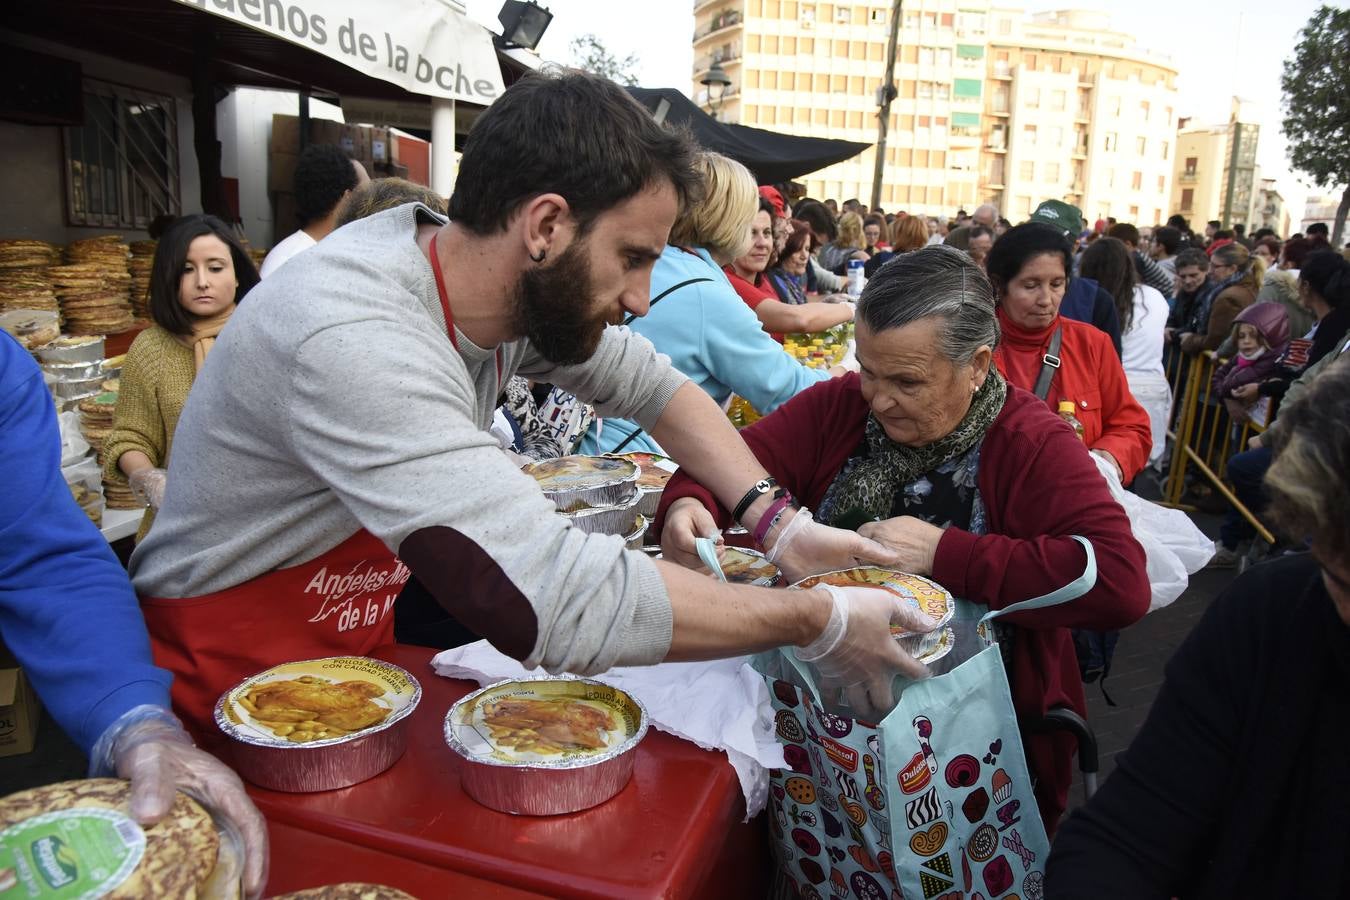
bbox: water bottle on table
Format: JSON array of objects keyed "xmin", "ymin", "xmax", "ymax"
[{"xmin": 847, "ymin": 258, "xmax": 866, "ymax": 298}]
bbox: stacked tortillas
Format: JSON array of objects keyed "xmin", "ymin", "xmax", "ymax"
[
  {"xmin": 128, "ymin": 240, "xmax": 156, "ymax": 320},
  {"xmin": 0, "ymin": 779, "xmax": 222, "ymax": 898},
  {"xmin": 0, "ymin": 240, "xmax": 61, "ymax": 313},
  {"xmin": 53, "ymin": 237, "xmax": 134, "ymax": 335}
]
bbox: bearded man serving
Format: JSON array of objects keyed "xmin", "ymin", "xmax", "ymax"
[{"xmin": 129, "ymin": 71, "xmax": 920, "ymax": 737}]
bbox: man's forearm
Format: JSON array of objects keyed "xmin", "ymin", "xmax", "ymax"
[
  {"xmin": 649, "ymin": 381, "xmax": 778, "ymax": 526},
  {"xmin": 657, "ymin": 559, "xmax": 828, "ymax": 659}
]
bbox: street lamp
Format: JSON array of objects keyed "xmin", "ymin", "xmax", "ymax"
[
  {"xmin": 701, "ymin": 62, "xmax": 732, "ymax": 120},
  {"xmin": 497, "ymin": 1, "xmax": 553, "ymax": 51}
]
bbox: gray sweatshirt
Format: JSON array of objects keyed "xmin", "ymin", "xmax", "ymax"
[{"xmin": 130, "ymin": 203, "xmax": 686, "ymax": 673}]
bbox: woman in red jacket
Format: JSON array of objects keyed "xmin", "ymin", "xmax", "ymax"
[
  {"xmin": 658, "ymin": 245, "xmax": 1149, "ymax": 830},
  {"xmin": 985, "ymin": 223, "xmax": 1152, "ymax": 484}
]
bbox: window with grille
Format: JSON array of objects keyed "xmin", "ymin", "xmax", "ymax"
[{"xmin": 64, "ymin": 79, "xmax": 181, "ymax": 229}]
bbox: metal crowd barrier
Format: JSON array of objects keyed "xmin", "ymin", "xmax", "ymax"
[{"xmin": 1160, "ymin": 347, "xmax": 1276, "ymax": 544}]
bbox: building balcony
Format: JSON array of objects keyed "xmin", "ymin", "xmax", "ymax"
[
  {"xmin": 693, "ymin": 10, "xmax": 743, "ymax": 44},
  {"xmin": 693, "ymin": 0, "xmax": 721, "ymax": 12},
  {"xmin": 693, "ymin": 51, "xmax": 742, "ymax": 76},
  {"xmin": 1178, "ymin": 171, "xmax": 1197, "ymax": 182},
  {"xmin": 990, "ymin": 106, "xmax": 1009, "ymax": 117}
]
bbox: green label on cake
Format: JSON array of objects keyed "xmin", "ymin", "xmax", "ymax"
[{"xmin": 0, "ymin": 809, "xmax": 144, "ymax": 898}]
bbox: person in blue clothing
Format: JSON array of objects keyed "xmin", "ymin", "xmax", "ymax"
[
  {"xmin": 0, "ymin": 331, "xmax": 268, "ymax": 897},
  {"xmin": 580, "ymin": 152, "xmax": 848, "ymax": 455}
]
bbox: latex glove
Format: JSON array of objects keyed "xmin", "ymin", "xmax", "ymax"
[
  {"xmin": 796, "ymin": 584, "xmax": 937, "ymax": 720},
  {"xmin": 128, "ymin": 467, "xmax": 168, "ymax": 508},
  {"xmin": 90, "ymin": 706, "xmax": 269, "ymax": 899},
  {"xmin": 661, "ymin": 497, "xmax": 725, "ymax": 570},
  {"xmin": 857, "ymin": 516, "xmax": 944, "ymax": 576},
  {"xmin": 763, "ymin": 508, "xmax": 900, "ymax": 582}
]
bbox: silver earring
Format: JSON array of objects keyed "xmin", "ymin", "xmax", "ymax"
[{"xmin": 529, "ymin": 248, "xmax": 546, "ymax": 263}]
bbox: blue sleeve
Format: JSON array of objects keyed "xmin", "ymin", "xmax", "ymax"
[
  {"xmin": 694, "ymin": 281, "xmax": 831, "ymax": 414},
  {"xmin": 0, "ymin": 333, "xmax": 171, "ymax": 753}
]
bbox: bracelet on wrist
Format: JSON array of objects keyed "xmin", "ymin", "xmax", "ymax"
[
  {"xmin": 731, "ymin": 476, "xmax": 778, "ymax": 524},
  {"xmin": 753, "ymin": 494, "xmax": 794, "ymax": 547}
]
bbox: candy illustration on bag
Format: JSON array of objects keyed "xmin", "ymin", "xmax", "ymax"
[
  {"xmin": 904, "ymin": 786, "xmax": 941, "ymax": 828},
  {"xmin": 961, "ymin": 786, "xmax": 990, "ymax": 823},
  {"xmin": 777, "ymin": 709, "xmax": 807, "ymax": 744},
  {"xmin": 944, "ymin": 754, "xmax": 981, "ymax": 788},
  {"xmin": 982, "ymin": 855, "xmax": 1014, "ymax": 895},
  {"xmin": 792, "ymin": 828, "xmax": 821, "ymax": 857},
  {"xmin": 800, "ymin": 857, "xmax": 827, "ymax": 885},
  {"xmin": 966, "ymin": 823, "xmax": 998, "ymax": 862},
  {"xmin": 991, "ymin": 768, "xmax": 1012, "ymax": 804},
  {"xmin": 829, "ymin": 867, "xmax": 849, "ymax": 899},
  {"xmin": 849, "ymin": 844, "xmax": 881, "ymax": 872},
  {"xmin": 912, "ymin": 715, "xmax": 938, "ymax": 774},
  {"xmin": 996, "ymin": 798, "xmax": 1021, "ymax": 832},
  {"xmin": 862, "ymin": 754, "xmax": 886, "ymax": 811},
  {"xmin": 849, "ymin": 870, "xmax": 886, "ymax": 900},
  {"xmin": 908, "ymin": 821, "xmax": 948, "ymax": 857},
  {"xmin": 1002, "ymin": 828, "xmax": 1036, "ymax": 870},
  {"xmin": 783, "ymin": 743, "xmax": 812, "ymax": 775},
  {"xmin": 868, "ymin": 805, "xmax": 890, "ymax": 839}
]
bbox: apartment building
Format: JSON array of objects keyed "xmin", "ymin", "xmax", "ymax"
[
  {"xmin": 691, "ymin": 2, "xmax": 1179, "ymax": 225},
  {"xmin": 1169, "ymin": 98, "xmax": 1262, "ymax": 232}
]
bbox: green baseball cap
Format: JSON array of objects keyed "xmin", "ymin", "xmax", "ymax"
[{"xmin": 1028, "ymin": 199, "xmax": 1083, "ymax": 236}]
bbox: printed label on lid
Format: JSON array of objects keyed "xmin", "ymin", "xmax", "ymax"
[{"xmin": 0, "ymin": 808, "xmax": 145, "ymax": 899}]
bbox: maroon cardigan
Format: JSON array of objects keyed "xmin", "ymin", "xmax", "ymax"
[{"xmin": 658, "ymin": 374, "xmax": 1149, "ymax": 829}]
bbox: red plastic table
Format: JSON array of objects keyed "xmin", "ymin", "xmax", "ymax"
[
  {"xmin": 247, "ymin": 645, "xmax": 769, "ymax": 899},
  {"xmin": 265, "ymin": 821, "xmax": 551, "ymax": 898}
]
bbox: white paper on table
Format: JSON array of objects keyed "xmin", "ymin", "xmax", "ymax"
[{"xmin": 432, "ymin": 642, "xmax": 784, "ymax": 819}]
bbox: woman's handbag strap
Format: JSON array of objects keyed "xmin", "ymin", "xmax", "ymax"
[{"xmin": 1033, "ymin": 326, "xmax": 1064, "ymax": 400}]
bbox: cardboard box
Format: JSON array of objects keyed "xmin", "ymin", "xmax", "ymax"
[
  {"xmin": 274, "ymin": 192, "xmax": 299, "ymax": 237},
  {"xmin": 310, "ymin": 119, "xmax": 343, "ymax": 148},
  {"xmin": 269, "ymin": 150, "xmax": 299, "ymax": 194},
  {"xmin": 371, "ymin": 127, "xmax": 390, "ymax": 165},
  {"xmin": 0, "ymin": 666, "xmax": 40, "ymax": 758},
  {"xmin": 270, "ymin": 114, "xmax": 301, "ymax": 154}
]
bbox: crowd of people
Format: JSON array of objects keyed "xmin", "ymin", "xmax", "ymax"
[{"xmin": 6, "ymin": 67, "xmax": 1350, "ymax": 896}]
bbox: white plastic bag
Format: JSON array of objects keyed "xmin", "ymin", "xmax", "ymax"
[
  {"xmin": 57, "ymin": 410, "xmax": 90, "ymax": 467},
  {"xmin": 1091, "ymin": 452, "xmax": 1214, "ymax": 611}
]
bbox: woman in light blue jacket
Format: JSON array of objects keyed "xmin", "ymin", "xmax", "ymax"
[{"xmin": 580, "ymin": 153, "xmax": 843, "ymax": 455}]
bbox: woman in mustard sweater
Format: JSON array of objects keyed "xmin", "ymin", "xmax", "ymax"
[{"xmin": 103, "ymin": 214, "xmax": 259, "ymax": 539}]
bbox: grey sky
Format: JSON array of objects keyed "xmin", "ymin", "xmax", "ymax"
[{"xmin": 467, "ymin": 0, "xmax": 1333, "ymax": 219}]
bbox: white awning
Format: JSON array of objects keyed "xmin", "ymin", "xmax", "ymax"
[{"xmin": 173, "ymin": 0, "xmax": 505, "ymax": 105}]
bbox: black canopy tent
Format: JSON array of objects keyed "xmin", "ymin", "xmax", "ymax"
[{"xmin": 626, "ymin": 87, "xmax": 869, "ymax": 186}]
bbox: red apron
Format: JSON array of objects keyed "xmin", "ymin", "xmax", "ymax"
[{"xmin": 140, "ymin": 530, "xmax": 405, "ymax": 740}]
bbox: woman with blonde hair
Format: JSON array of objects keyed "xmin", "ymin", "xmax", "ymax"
[
  {"xmin": 817, "ymin": 211, "xmax": 870, "ymax": 274},
  {"xmin": 1179, "ymin": 242, "xmax": 1262, "ymax": 355},
  {"xmin": 579, "ymin": 152, "xmax": 842, "ymax": 454}
]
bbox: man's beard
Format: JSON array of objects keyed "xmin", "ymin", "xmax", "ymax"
[{"xmin": 511, "ymin": 238, "xmax": 616, "ymax": 366}]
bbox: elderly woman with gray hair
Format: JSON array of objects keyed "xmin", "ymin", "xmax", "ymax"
[
  {"xmin": 1048, "ymin": 355, "xmax": 1350, "ymax": 896},
  {"xmin": 658, "ymin": 245, "xmax": 1149, "ymax": 830}
]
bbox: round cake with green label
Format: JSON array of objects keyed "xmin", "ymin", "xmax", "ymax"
[{"xmin": 0, "ymin": 778, "xmax": 221, "ymax": 898}]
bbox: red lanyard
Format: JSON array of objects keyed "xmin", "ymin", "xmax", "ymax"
[{"xmin": 426, "ymin": 225, "xmax": 502, "ymax": 383}]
